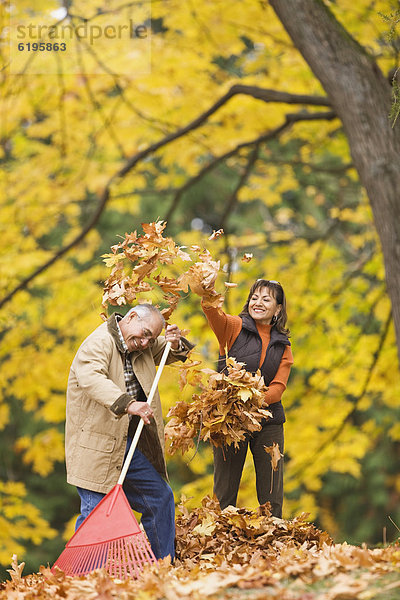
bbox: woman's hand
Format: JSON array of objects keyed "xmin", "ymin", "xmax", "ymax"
[{"xmin": 181, "ymin": 260, "xmax": 219, "ymax": 296}]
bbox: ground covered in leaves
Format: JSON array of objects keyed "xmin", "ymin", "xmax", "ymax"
[{"xmin": 1, "ymin": 497, "xmax": 400, "ymax": 599}]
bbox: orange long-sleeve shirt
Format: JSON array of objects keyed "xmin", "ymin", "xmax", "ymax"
[{"xmin": 202, "ymin": 304, "xmax": 293, "ymax": 405}]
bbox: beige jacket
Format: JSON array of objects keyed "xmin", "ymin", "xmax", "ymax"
[{"xmin": 65, "ymin": 313, "xmax": 193, "ymax": 494}]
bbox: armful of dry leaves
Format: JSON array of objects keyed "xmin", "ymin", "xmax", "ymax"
[{"xmin": 165, "ymin": 356, "xmax": 272, "ymax": 454}]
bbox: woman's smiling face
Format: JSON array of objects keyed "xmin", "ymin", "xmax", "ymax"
[{"xmin": 248, "ymin": 286, "xmax": 281, "ymax": 325}]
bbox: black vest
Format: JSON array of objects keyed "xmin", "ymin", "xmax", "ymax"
[{"xmin": 217, "ymin": 313, "xmax": 290, "ymax": 424}]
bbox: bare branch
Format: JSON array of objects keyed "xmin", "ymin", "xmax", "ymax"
[
  {"xmin": 164, "ymin": 110, "xmax": 336, "ymax": 222},
  {"xmin": 74, "ymin": 45, "xmax": 127, "ymax": 158},
  {"xmin": 219, "ymin": 143, "xmax": 261, "ymax": 231},
  {"xmin": 304, "ymin": 249, "xmax": 376, "ymax": 324},
  {"xmin": 117, "ymin": 98, "xmax": 333, "ymax": 180},
  {"xmin": 0, "ymin": 84, "xmax": 334, "ymax": 310},
  {"xmin": 163, "ymin": 125, "xmax": 292, "ymax": 223},
  {"xmin": 0, "ymin": 189, "xmax": 110, "ymax": 311},
  {"xmin": 229, "ymin": 84, "xmax": 332, "ymax": 107},
  {"xmin": 266, "ymin": 158, "xmax": 353, "ymax": 173}
]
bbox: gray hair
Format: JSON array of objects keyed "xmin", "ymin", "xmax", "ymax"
[{"xmin": 127, "ymin": 304, "xmax": 165, "ymax": 329}]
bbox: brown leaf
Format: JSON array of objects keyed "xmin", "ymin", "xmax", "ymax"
[
  {"xmin": 6, "ymin": 555, "xmax": 25, "ymax": 582},
  {"xmin": 208, "ymin": 228, "xmax": 224, "ymax": 241},
  {"xmin": 264, "ymin": 442, "xmax": 283, "ymax": 471},
  {"xmin": 178, "ymin": 260, "xmax": 220, "ymax": 296},
  {"xmin": 102, "ymin": 220, "xmax": 194, "ymax": 317},
  {"xmin": 165, "ymin": 357, "xmax": 272, "ymax": 453}
]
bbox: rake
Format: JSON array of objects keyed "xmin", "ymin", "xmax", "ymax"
[{"xmin": 52, "ymin": 341, "xmax": 172, "ymax": 579}]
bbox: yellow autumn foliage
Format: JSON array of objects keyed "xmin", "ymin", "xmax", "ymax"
[
  {"xmin": 0, "ymin": 0, "xmax": 399, "ymax": 570},
  {"xmin": 0, "ymin": 481, "xmax": 56, "ymax": 565}
]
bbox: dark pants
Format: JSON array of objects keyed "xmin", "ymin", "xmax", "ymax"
[{"xmin": 213, "ymin": 423, "xmax": 284, "ymax": 517}]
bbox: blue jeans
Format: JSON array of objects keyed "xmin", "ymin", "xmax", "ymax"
[{"xmin": 75, "ymin": 443, "xmax": 175, "ymax": 560}]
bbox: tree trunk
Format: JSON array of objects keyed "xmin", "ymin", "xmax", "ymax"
[{"xmin": 270, "ymin": 0, "xmax": 400, "ymax": 363}]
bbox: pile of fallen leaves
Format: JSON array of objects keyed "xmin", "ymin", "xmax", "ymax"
[
  {"xmin": 175, "ymin": 499, "xmax": 400, "ymax": 597},
  {"xmin": 2, "ymin": 498, "xmax": 399, "ymax": 600},
  {"xmin": 175, "ymin": 495, "xmax": 333, "ymax": 566},
  {"xmin": 102, "ymin": 220, "xmax": 225, "ymax": 319},
  {"xmin": 165, "ymin": 357, "xmax": 272, "ymax": 454}
]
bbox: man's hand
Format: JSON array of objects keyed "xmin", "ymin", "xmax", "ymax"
[
  {"xmin": 127, "ymin": 401, "xmax": 154, "ymax": 424},
  {"xmin": 165, "ymin": 324, "xmax": 183, "ymax": 350}
]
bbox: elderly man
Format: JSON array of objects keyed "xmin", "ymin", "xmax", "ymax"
[{"xmin": 65, "ymin": 303, "xmax": 193, "ymax": 560}]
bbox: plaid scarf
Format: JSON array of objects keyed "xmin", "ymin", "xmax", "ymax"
[{"xmin": 115, "ymin": 314, "xmax": 144, "ymax": 401}]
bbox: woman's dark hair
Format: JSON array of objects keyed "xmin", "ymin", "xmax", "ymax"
[{"xmin": 240, "ymin": 279, "xmax": 290, "ymax": 336}]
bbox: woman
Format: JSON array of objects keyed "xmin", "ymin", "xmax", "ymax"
[{"xmin": 201, "ymin": 279, "xmax": 293, "ymax": 517}]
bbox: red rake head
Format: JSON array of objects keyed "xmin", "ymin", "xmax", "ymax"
[{"xmin": 52, "ymin": 484, "xmax": 156, "ymax": 579}]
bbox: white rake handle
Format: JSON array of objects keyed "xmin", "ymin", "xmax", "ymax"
[{"xmin": 117, "ymin": 341, "xmax": 171, "ymax": 486}]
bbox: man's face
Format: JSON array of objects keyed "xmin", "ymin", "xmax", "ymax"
[{"xmin": 121, "ymin": 312, "xmax": 163, "ymax": 353}]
